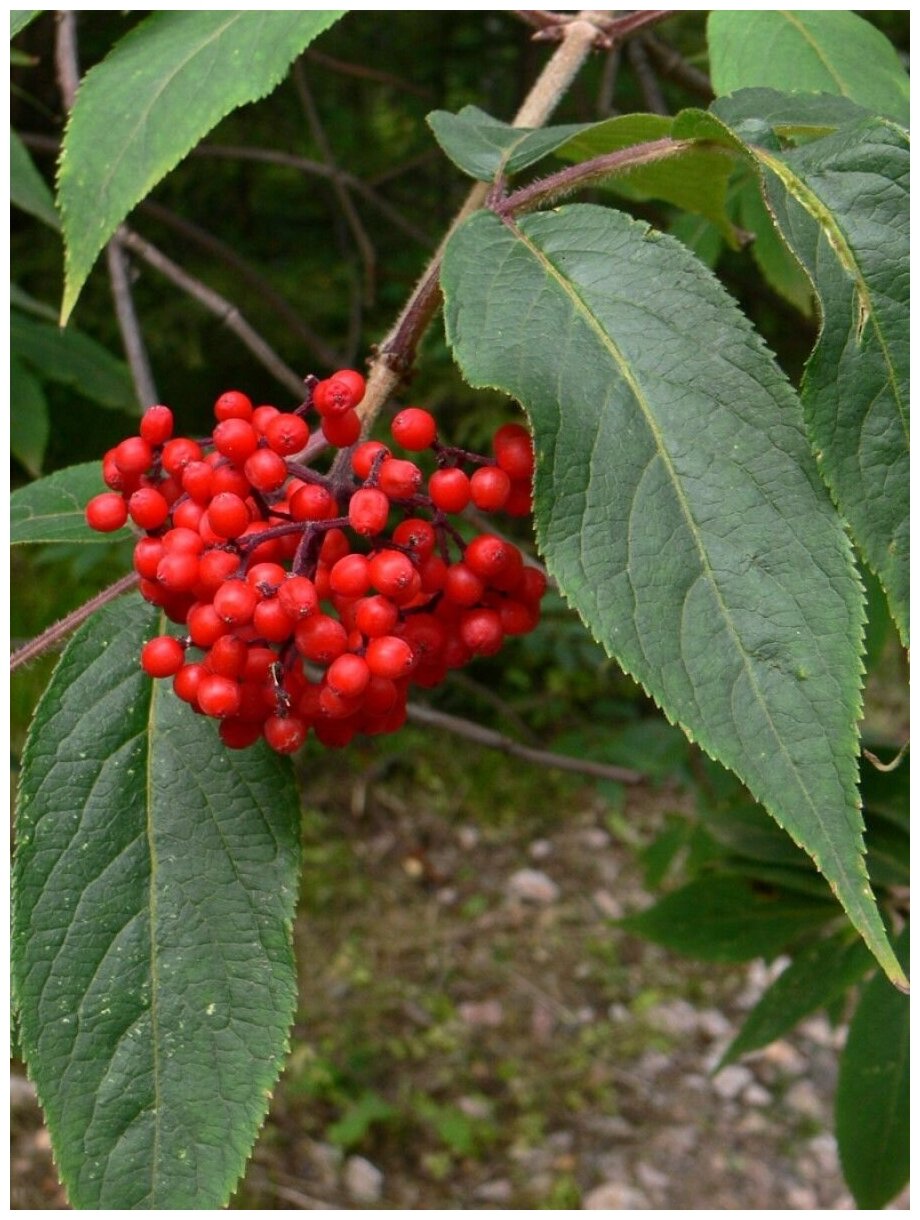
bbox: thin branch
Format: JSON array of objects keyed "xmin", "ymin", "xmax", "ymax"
[
  {"xmin": 642, "ymin": 31, "xmax": 714, "ymax": 101},
  {"xmin": 626, "ymin": 36, "xmax": 668, "ymax": 115},
  {"xmin": 405, "ymin": 702, "xmax": 643, "ymax": 785},
  {"xmin": 293, "ymin": 59, "xmax": 377, "ymax": 303},
  {"xmin": 116, "ymin": 225, "xmax": 308, "ymax": 401},
  {"xmin": 106, "ymin": 241, "xmax": 159, "ymax": 407},
  {"xmin": 54, "ymin": 11, "xmax": 79, "ymax": 107},
  {"xmin": 194, "ymin": 144, "xmax": 433, "ymax": 248},
  {"xmin": 305, "ymin": 46, "xmax": 435, "ymax": 100},
  {"xmin": 862, "ymin": 741, "xmax": 909, "ymax": 773},
  {"xmin": 10, "ymin": 573, "xmax": 140, "ymax": 672},
  {"xmin": 138, "ymin": 199, "xmax": 344, "ymax": 371},
  {"xmin": 596, "ymin": 45, "xmax": 622, "ymax": 117}
]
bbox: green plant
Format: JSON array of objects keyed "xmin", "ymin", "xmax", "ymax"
[{"xmin": 11, "ymin": 9, "xmax": 908, "ymax": 1209}]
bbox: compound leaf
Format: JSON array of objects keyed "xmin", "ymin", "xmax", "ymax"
[
  {"xmin": 58, "ymin": 10, "xmax": 343, "ymax": 321},
  {"xmin": 11, "ymin": 462, "xmax": 128, "ymax": 546},
  {"xmin": 11, "ymin": 355, "xmax": 50, "ymax": 476},
  {"xmin": 12, "ymin": 596, "xmax": 302, "ymax": 1208},
  {"xmin": 836, "ymin": 929, "xmax": 909, "ymax": 1208},
  {"xmin": 442, "ymin": 204, "xmax": 904, "ymax": 987},
  {"xmin": 11, "ymin": 128, "xmax": 59, "ymax": 230},
  {"xmin": 12, "ymin": 311, "xmax": 136, "ymax": 412},
  {"xmin": 707, "ymin": 11, "xmax": 909, "ymax": 125},
  {"xmin": 427, "ymin": 104, "xmax": 593, "ymax": 181}
]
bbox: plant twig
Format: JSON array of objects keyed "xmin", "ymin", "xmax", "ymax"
[
  {"xmin": 642, "ymin": 31, "xmax": 714, "ymax": 101},
  {"xmin": 862, "ymin": 741, "xmax": 909, "ymax": 773},
  {"xmin": 117, "ymin": 225, "xmax": 307, "ymax": 401},
  {"xmin": 293, "ymin": 59, "xmax": 377, "ymax": 303},
  {"xmin": 405, "ymin": 702, "xmax": 643, "ymax": 785},
  {"xmin": 106, "ymin": 241, "xmax": 159, "ymax": 408},
  {"xmin": 138, "ymin": 199, "xmax": 345, "ymax": 371},
  {"xmin": 626, "ymin": 36, "xmax": 669, "ymax": 115},
  {"xmin": 10, "ymin": 573, "xmax": 140, "ymax": 672},
  {"xmin": 597, "ymin": 45, "xmax": 622, "ymax": 117},
  {"xmin": 305, "ymin": 46, "xmax": 435, "ymax": 100}
]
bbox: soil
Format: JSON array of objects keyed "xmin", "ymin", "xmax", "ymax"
[{"xmin": 10, "ymin": 741, "xmax": 910, "ymax": 1211}]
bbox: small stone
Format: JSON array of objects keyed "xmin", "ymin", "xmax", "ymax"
[
  {"xmin": 343, "ymin": 1155, "xmax": 384, "ymax": 1204},
  {"xmin": 458, "ymin": 998, "xmax": 504, "ymax": 1027},
  {"xmin": 457, "ymin": 825, "xmax": 479, "ymax": 850},
  {"xmin": 755, "ymin": 1039, "xmax": 807, "ymax": 1075},
  {"xmin": 507, "ymin": 868, "xmax": 560, "ymax": 905},
  {"xmin": 647, "ymin": 999, "xmax": 700, "ymax": 1037},
  {"xmin": 10, "ymin": 1074, "xmax": 37, "ymax": 1109},
  {"xmin": 784, "ymin": 1079, "xmax": 824, "ymax": 1119},
  {"xmin": 474, "ymin": 1178, "xmax": 513, "ymax": 1203},
  {"xmin": 583, "ymin": 1182, "xmax": 650, "ymax": 1210},
  {"xmin": 697, "ymin": 1008, "xmax": 733, "ymax": 1040},
  {"xmin": 457, "ymin": 1095, "xmax": 492, "ymax": 1120},
  {"xmin": 741, "ymin": 1082, "xmax": 772, "ymax": 1107},
  {"xmin": 529, "ymin": 838, "xmax": 553, "ymax": 860},
  {"xmin": 786, "ymin": 1185, "xmax": 819, "ymax": 1209},
  {"xmin": 712, "ymin": 1064, "xmax": 754, "ymax": 1099},
  {"xmin": 592, "ymin": 888, "xmax": 622, "ymax": 919},
  {"xmin": 635, "ymin": 1161, "xmax": 669, "ymax": 1195},
  {"xmin": 436, "ymin": 886, "xmax": 458, "ymax": 905},
  {"xmin": 579, "ymin": 827, "xmax": 611, "ymax": 850},
  {"xmin": 736, "ymin": 1111, "xmax": 771, "ymax": 1136}
]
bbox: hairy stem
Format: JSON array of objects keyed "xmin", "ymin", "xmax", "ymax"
[{"xmin": 10, "ymin": 573, "xmax": 140, "ymax": 673}]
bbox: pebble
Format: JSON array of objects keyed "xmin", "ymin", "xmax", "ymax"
[
  {"xmin": 741, "ymin": 1082, "xmax": 773, "ymax": 1107},
  {"xmin": 753, "ymin": 1039, "xmax": 807, "ymax": 1075},
  {"xmin": 784, "ymin": 1079, "xmax": 824, "ymax": 1119},
  {"xmin": 592, "ymin": 888, "xmax": 623, "ymax": 919},
  {"xmin": 579, "ymin": 827, "xmax": 611, "ymax": 850},
  {"xmin": 10, "ymin": 1075, "xmax": 37, "ymax": 1110},
  {"xmin": 343, "ymin": 1155, "xmax": 384, "ymax": 1204},
  {"xmin": 457, "ymin": 825, "xmax": 479, "ymax": 850},
  {"xmin": 647, "ymin": 999, "xmax": 700, "ymax": 1037},
  {"xmin": 786, "ymin": 1185, "xmax": 819, "ymax": 1209},
  {"xmin": 457, "ymin": 1095, "xmax": 492, "ymax": 1120},
  {"xmin": 458, "ymin": 999, "xmax": 504, "ymax": 1028},
  {"xmin": 712, "ymin": 1064, "xmax": 754, "ymax": 1100},
  {"xmin": 474, "ymin": 1178, "xmax": 513, "ymax": 1203},
  {"xmin": 583, "ymin": 1182, "xmax": 650, "ymax": 1210},
  {"xmin": 528, "ymin": 838, "xmax": 553, "ymax": 860},
  {"xmin": 507, "ymin": 868, "xmax": 559, "ymax": 905}
]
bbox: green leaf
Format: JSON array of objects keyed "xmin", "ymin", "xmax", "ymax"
[
  {"xmin": 58, "ymin": 10, "xmax": 344, "ymax": 322},
  {"xmin": 11, "ymin": 11, "xmax": 40, "ymax": 39},
  {"xmin": 11, "ymin": 282, "xmax": 59, "ymax": 321},
  {"xmin": 730, "ymin": 173, "xmax": 815, "ymax": 317},
  {"xmin": 863, "ymin": 814, "xmax": 909, "ymax": 890},
  {"xmin": 711, "ymin": 87, "xmax": 872, "ymax": 146},
  {"xmin": 442, "ymin": 204, "xmax": 905, "ymax": 988},
  {"xmin": 556, "ymin": 113, "xmax": 743, "ymax": 246},
  {"xmin": 12, "ymin": 310, "xmax": 137, "ymax": 412},
  {"xmin": 11, "ymin": 355, "xmax": 49, "ymax": 477},
  {"xmin": 707, "ymin": 12, "xmax": 909, "ymax": 125},
  {"xmin": 11, "ymin": 462, "xmax": 128, "ymax": 545},
  {"xmin": 11, "ymin": 128, "xmax": 59, "ymax": 230},
  {"xmin": 620, "ymin": 877, "xmax": 837, "ymax": 963},
  {"xmin": 668, "ymin": 212, "xmax": 723, "ymax": 269},
  {"xmin": 12, "ymin": 596, "xmax": 302, "ymax": 1208},
  {"xmin": 719, "ymin": 933, "xmax": 873, "ymax": 1066},
  {"xmin": 749, "ymin": 121, "xmax": 909, "ymax": 645},
  {"xmin": 836, "ymin": 929, "xmax": 909, "ymax": 1208},
  {"xmin": 427, "ymin": 104, "xmax": 593, "ymax": 181},
  {"xmin": 701, "ymin": 800, "xmax": 815, "ymax": 870}
]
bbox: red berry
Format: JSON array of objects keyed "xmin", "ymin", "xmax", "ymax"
[
  {"xmin": 221, "ymin": 719, "xmax": 264, "ymax": 750},
  {"xmin": 352, "ymin": 440, "xmax": 389, "ymax": 480},
  {"xmin": 391, "ymin": 407, "xmax": 437, "ymax": 451},
  {"xmin": 278, "ymin": 576, "xmax": 319, "ymax": 620},
  {"xmin": 114, "ymin": 436, "xmax": 154, "ymax": 475},
  {"xmin": 139, "ymin": 405, "xmax": 174, "ymax": 446},
  {"xmin": 428, "ymin": 467, "xmax": 471, "ymax": 513},
  {"xmin": 460, "ymin": 608, "xmax": 504, "ymax": 656},
  {"xmin": 368, "ymin": 549, "xmax": 417, "ymax": 599},
  {"xmin": 295, "ymin": 613, "xmax": 348, "ymax": 664},
  {"xmin": 265, "ymin": 413, "xmax": 309, "ymax": 456},
  {"xmin": 252, "ymin": 597, "xmax": 296, "ymax": 643},
  {"xmin": 290, "ymin": 482, "xmax": 337, "ymax": 521},
  {"xmin": 378, "ymin": 458, "xmax": 422, "ymax": 499},
  {"xmin": 244, "ymin": 447, "xmax": 288, "ymax": 493},
  {"xmin": 443, "ymin": 561, "xmax": 485, "ymax": 606},
  {"xmin": 204, "ymin": 634, "xmax": 248, "ymax": 678},
  {"xmin": 213, "ymin": 418, "xmax": 259, "ymax": 464},
  {"xmin": 173, "ymin": 662, "xmax": 205, "ymax": 704},
  {"xmin": 141, "ymin": 635, "xmax": 186, "ymax": 678},
  {"xmin": 464, "ymin": 534, "xmax": 517, "ymax": 583},
  {"xmin": 326, "ymin": 653, "xmax": 371, "ymax": 698},
  {"xmin": 251, "ymin": 405, "xmax": 281, "ymax": 435},
  {"xmin": 493, "ymin": 423, "xmax": 534, "ymax": 479},
  {"xmin": 313, "ymin": 371, "xmax": 365, "ymax": 416},
  {"xmin": 161, "ymin": 437, "xmax": 203, "ymax": 476},
  {"xmin": 365, "ymin": 635, "xmax": 416, "ymax": 679},
  {"xmin": 354, "ymin": 595, "xmax": 398, "ymax": 638},
  {"xmin": 348, "ymin": 487, "xmax": 390, "ymax": 536},
  {"xmin": 187, "ymin": 602, "xmax": 229, "ymax": 647},
  {"xmin": 86, "ymin": 492, "xmax": 128, "ymax": 533},
  {"xmin": 197, "ymin": 674, "xmax": 242, "ymax": 719},
  {"xmin": 264, "ymin": 715, "xmax": 308, "ymax": 754},
  {"xmin": 213, "ymin": 579, "xmax": 259, "ymax": 626},
  {"xmin": 128, "ymin": 486, "xmax": 170, "ymax": 530},
  {"xmin": 329, "ymin": 553, "xmax": 371, "ymax": 598},
  {"xmin": 133, "ymin": 536, "xmax": 165, "ymax": 578},
  {"xmin": 214, "ymin": 390, "xmax": 253, "ymax": 422},
  {"xmin": 470, "ymin": 465, "xmax": 512, "ymax": 512},
  {"xmin": 321, "ymin": 410, "xmax": 361, "ymax": 448},
  {"xmin": 207, "ymin": 492, "xmax": 251, "ymax": 540}
]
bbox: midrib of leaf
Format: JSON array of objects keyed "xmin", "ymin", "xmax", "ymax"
[
  {"xmin": 506, "ymin": 216, "xmax": 859, "ymax": 899},
  {"xmin": 88, "ymin": 12, "xmax": 242, "ymax": 214},
  {"xmin": 779, "ymin": 11, "xmax": 850, "ymax": 94},
  {"xmin": 754, "ymin": 146, "xmax": 908, "ymax": 444},
  {"xmin": 145, "ymin": 668, "xmax": 163, "ymax": 1207}
]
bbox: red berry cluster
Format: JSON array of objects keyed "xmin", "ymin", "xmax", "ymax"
[{"xmin": 86, "ymin": 370, "xmax": 546, "ymax": 754}]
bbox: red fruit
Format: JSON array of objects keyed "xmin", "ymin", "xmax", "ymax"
[
  {"xmin": 207, "ymin": 492, "xmax": 251, "ymax": 539},
  {"xmin": 197, "ymin": 674, "xmax": 241, "ymax": 719},
  {"xmin": 264, "ymin": 715, "xmax": 308, "ymax": 754},
  {"xmin": 464, "ymin": 534, "xmax": 517, "ymax": 583},
  {"xmin": 352, "ymin": 440, "xmax": 389, "ymax": 480},
  {"xmin": 205, "ymin": 634, "xmax": 248, "ymax": 678},
  {"xmin": 213, "ymin": 418, "xmax": 259, "ymax": 464},
  {"xmin": 428, "ymin": 467, "xmax": 471, "ymax": 513},
  {"xmin": 348, "ymin": 487, "xmax": 390, "ymax": 536},
  {"xmin": 518, "ymin": 566, "xmax": 548, "ymax": 603},
  {"xmin": 196, "ymin": 549, "xmax": 240, "ymax": 595},
  {"xmin": 321, "ymin": 410, "xmax": 361, "ymax": 447},
  {"xmin": 265, "ymin": 413, "xmax": 309, "ymax": 456},
  {"xmin": 128, "ymin": 486, "xmax": 170, "ymax": 530},
  {"xmin": 391, "ymin": 407, "xmax": 437, "ymax": 451},
  {"xmin": 493, "ymin": 423, "xmax": 534, "ymax": 479},
  {"xmin": 393, "ymin": 518, "xmax": 436, "ymax": 557},
  {"xmin": 252, "ymin": 596, "xmax": 296, "ymax": 643},
  {"xmin": 470, "ymin": 465, "xmax": 511, "ymax": 512},
  {"xmin": 133, "ymin": 536, "xmax": 165, "ymax": 578},
  {"xmin": 290, "ymin": 482, "xmax": 337, "ymax": 521},
  {"xmin": 243, "ymin": 447, "xmax": 288, "ymax": 492},
  {"xmin": 251, "ymin": 405, "xmax": 281, "ymax": 435},
  {"xmin": 156, "ymin": 550, "xmax": 200, "ymax": 593},
  {"xmin": 294, "ymin": 613, "xmax": 348, "ymax": 664},
  {"xmin": 500, "ymin": 599, "xmax": 540, "ymax": 635},
  {"xmin": 278, "ymin": 576, "xmax": 319, "ymax": 620},
  {"xmin": 210, "ymin": 464, "xmax": 251, "ymax": 499},
  {"xmin": 329, "ymin": 553, "xmax": 371, "ymax": 598},
  {"xmin": 460, "ymin": 608, "xmax": 504, "ymax": 655},
  {"xmin": 162, "ymin": 527, "xmax": 204, "ymax": 555},
  {"xmin": 313, "ymin": 371, "xmax": 365, "ymax": 416},
  {"xmin": 503, "ymin": 480, "xmax": 533, "ymax": 517},
  {"xmin": 221, "ymin": 719, "xmax": 264, "ymax": 749},
  {"xmin": 186, "ymin": 602, "xmax": 229, "ymax": 648},
  {"xmin": 366, "ymin": 635, "xmax": 416, "ymax": 679},
  {"xmin": 161, "ymin": 437, "xmax": 203, "ymax": 476},
  {"xmin": 172, "ymin": 499, "xmax": 205, "ymax": 532},
  {"xmin": 173, "ymin": 662, "xmax": 205, "ymax": 705},
  {"xmin": 354, "ymin": 595, "xmax": 398, "ymax": 638},
  {"xmin": 213, "ymin": 579, "xmax": 259, "ymax": 626},
  {"xmin": 139, "ymin": 404, "xmax": 174, "ymax": 446},
  {"xmin": 86, "ymin": 492, "xmax": 128, "ymax": 533},
  {"xmin": 443, "ymin": 561, "xmax": 485, "ymax": 606},
  {"xmin": 141, "ymin": 635, "xmax": 186, "ymax": 678},
  {"xmin": 368, "ymin": 549, "xmax": 417, "ymax": 599},
  {"xmin": 246, "ymin": 561, "xmax": 286, "ymax": 594},
  {"xmin": 378, "ymin": 458, "xmax": 422, "ymax": 499},
  {"xmin": 326, "ymin": 653, "xmax": 371, "ymax": 698},
  {"xmin": 319, "ymin": 528, "xmax": 350, "ymax": 566},
  {"xmin": 214, "ymin": 390, "xmax": 253, "ymax": 422},
  {"xmin": 114, "ymin": 436, "xmax": 154, "ymax": 475}
]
